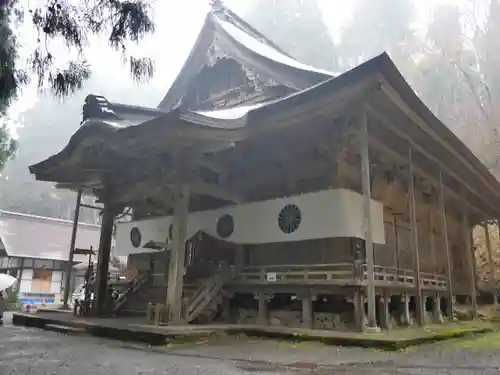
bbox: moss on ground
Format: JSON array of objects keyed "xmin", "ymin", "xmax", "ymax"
[
  {"xmin": 443, "ymin": 330, "xmax": 500, "ymax": 352},
  {"xmin": 13, "ymin": 312, "xmax": 499, "ymax": 352}
]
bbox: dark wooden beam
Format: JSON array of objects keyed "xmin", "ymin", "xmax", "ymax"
[{"xmin": 103, "ymin": 173, "xmax": 243, "ymax": 206}]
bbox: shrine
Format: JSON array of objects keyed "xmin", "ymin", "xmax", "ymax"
[{"xmin": 29, "ymin": 4, "xmax": 500, "ymax": 331}]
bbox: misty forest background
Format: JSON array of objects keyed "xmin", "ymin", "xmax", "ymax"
[{"xmin": 1, "ymin": 0, "xmax": 499, "ymax": 279}]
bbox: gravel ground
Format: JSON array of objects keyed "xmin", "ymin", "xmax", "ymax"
[{"xmin": 2, "ymin": 312, "xmax": 500, "ymax": 374}]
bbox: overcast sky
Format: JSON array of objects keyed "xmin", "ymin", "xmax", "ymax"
[{"xmin": 8, "ymin": 0, "xmax": 470, "ymax": 132}]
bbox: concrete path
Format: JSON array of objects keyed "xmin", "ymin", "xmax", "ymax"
[{"xmin": 3, "ymin": 312, "xmax": 500, "ymax": 374}]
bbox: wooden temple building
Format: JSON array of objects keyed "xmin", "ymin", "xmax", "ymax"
[{"xmin": 29, "ymin": 4, "xmax": 500, "ymax": 332}]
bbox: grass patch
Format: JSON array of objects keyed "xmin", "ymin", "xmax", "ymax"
[
  {"xmin": 224, "ymin": 321, "xmax": 498, "ymax": 350},
  {"xmin": 380, "ymin": 321, "xmax": 496, "ymax": 340},
  {"xmin": 444, "ymin": 330, "xmax": 500, "ymax": 352}
]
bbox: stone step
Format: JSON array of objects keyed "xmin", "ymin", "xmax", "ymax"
[
  {"xmin": 44, "ymin": 324, "xmax": 86, "ymax": 334},
  {"xmin": 119, "ymin": 309, "xmax": 148, "ymax": 317}
]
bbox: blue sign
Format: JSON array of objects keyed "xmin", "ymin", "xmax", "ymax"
[{"xmin": 20, "ymin": 292, "xmax": 56, "ymax": 305}]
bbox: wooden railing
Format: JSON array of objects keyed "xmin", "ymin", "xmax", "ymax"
[
  {"xmin": 113, "ymin": 272, "xmax": 152, "ymax": 313},
  {"xmin": 184, "ymin": 264, "xmax": 233, "ymax": 323},
  {"xmin": 231, "ymin": 263, "xmax": 448, "ymax": 289},
  {"xmin": 362, "ymin": 265, "xmax": 447, "ymax": 289},
  {"xmin": 420, "ymin": 272, "xmax": 448, "ymax": 288},
  {"xmin": 367, "ymin": 265, "xmax": 414, "ymax": 284},
  {"xmin": 233, "ymin": 263, "xmax": 354, "ymax": 283}
]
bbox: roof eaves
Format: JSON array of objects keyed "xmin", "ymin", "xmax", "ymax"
[
  {"xmin": 245, "ymin": 53, "xmax": 384, "ymax": 123},
  {"xmin": 243, "ymin": 53, "xmax": 500, "ymax": 214},
  {"xmin": 0, "ymin": 210, "xmax": 100, "ymax": 229},
  {"xmin": 375, "ymin": 55, "xmax": 500, "ymax": 209},
  {"xmin": 157, "ymin": 14, "xmax": 215, "ymax": 110}
]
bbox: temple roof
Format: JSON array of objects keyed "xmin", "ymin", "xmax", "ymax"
[
  {"xmin": 28, "ymin": 2, "xmax": 339, "ymax": 177},
  {"xmin": 157, "ymin": 4, "xmax": 336, "ymax": 111},
  {"xmin": 26, "ymin": 5, "xmax": 500, "ymax": 219},
  {"xmin": 29, "ymin": 53, "xmax": 500, "ymax": 219}
]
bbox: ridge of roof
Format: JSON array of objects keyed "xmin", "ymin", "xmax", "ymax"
[
  {"xmin": 212, "ymin": 3, "xmax": 293, "ymax": 58},
  {"xmin": 156, "ymin": 4, "xmax": 333, "ymax": 111},
  {"xmin": 0, "ymin": 210, "xmax": 100, "ymax": 229}
]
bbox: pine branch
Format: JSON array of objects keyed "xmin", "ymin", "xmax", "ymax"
[{"xmin": 2, "ymin": 0, "xmax": 156, "ymax": 107}]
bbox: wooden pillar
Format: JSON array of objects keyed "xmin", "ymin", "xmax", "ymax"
[
  {"xmin": 429, "ymin": 210, "xmax": 437, "ymax": 274},
  {"xmin": 221, "ymin": 294, "xmax": 232, "ymax": 322},
  {"xmin": 470, "ymin": 230, "xmax": 480, "ymax": 301},
  {"xmin": 462, "ymin": 211, "xmax": 478, "ymax": 318},
  {"xmin": 483, "ymin": 219, "xmax": 497, "ymax": 304},
  {"xmin": 377, "ymin": 293, "xmax": 390, "ymax": 330},
  {"xmin": 393, "ymin": 216, "xmax": 400, "ymax": 269},
  {"xmin": 62, "ymin": 189, "xmax": 82, "ymax": 309},
  {"xmin": 165, "ymin": 187, "xmax": 190, "ymax": 324},
  {"xmin": 402, "ymin": 293, "xmax": 412, "ymax": 326},
  {"xmin": 94, "ymin": 204, "xmax": 115, "ymax": 316},
  {"xmin": 300, "ymin": 293, "xmax": 314, "ymax": 329},
  {"xmin": 438, "ymin": 172, "xmax": 454, "ymax": 320},
  {"xmin": 234, "ymin": 245, "xmax": 245, "ymax": 271},
  {"xmin": 16, "ymin": 263, "xmax": 24, "ymax": 296},
  {"xmin": 353, "ymin": 290, "xmax": 365, "ymax": 332},
  {"xmin": 256, "ymin": 293, "xmax": 269, "ymax": 325},
  {"xmin": 408, "ymin": 147, "xmax": 424, "ymax": 326},
  {"xmin": 433, "ymin": 293, "xmax": 443, "ymax": 323},
  {"xmin": 358, "ymin": 108, "xmax": 379, "ymax": 332}
]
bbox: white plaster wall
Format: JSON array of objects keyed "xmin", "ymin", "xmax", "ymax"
[
  {"xmin": 19, "ymin": 269, "xmax": 33, "ymax": 293},
  {"xmin": 50, "ymin": 270, "xmax": 63, "ymax": 302},
  {"xmin": 50, "ymin": 271, "xmax": 62, "ymax": 293},
  {"xmin": 116, "ymin": 188, "xmax": 385, "ymax": 256}
]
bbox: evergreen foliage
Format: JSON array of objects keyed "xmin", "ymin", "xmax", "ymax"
[{"xmin": 0, "ymin": 0, "xmax": 156, "ymax": 171}]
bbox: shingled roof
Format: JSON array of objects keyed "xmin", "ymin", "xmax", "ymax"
[{"xmin": 0, "ymin": 211, "xmax": 100, "ymax": 262}]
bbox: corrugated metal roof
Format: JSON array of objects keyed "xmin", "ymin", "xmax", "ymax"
[{"xmin": 0, "ymin": 211, "xmax": 100, "ymax": 261}]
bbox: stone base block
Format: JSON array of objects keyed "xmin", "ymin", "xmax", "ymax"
[
  {"xmin": 313, "ymin": 313, "xmax": 347, "ymax": 330},
  {"xmin": 268, "ymin": 310, "xmax": 301, "ymax": 327},
  {"xmin": 236, "ymin": 308, "xmax": 257, "ymax": 325}
]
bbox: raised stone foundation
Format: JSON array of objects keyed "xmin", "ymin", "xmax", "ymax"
[{"xmin": 235, "ymin": 308, "xmax": 355, "ymax": 329}]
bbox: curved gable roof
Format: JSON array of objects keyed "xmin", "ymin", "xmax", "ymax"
[{"xmin": 157, "ymin": 5, "xmax": 335, "ymax": 111}]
